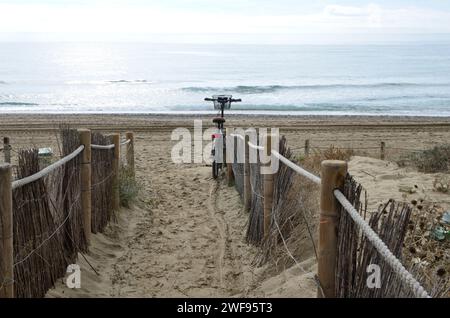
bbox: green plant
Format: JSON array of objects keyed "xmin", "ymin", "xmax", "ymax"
[
  {"xmin": 296, "ymin": 154, "xmax": 306, "ymax": 163},
  {"xmin": 118, "ymin": 165, "xmax": 139, "ymax": 208}
]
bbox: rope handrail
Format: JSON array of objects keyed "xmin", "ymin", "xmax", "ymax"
[
  {"xmin": 333, "ymin": 189, "xmax": 430, "ymax": 298},
  {"xmin": 12, "ymin": 145, "xmax": 84, "ymax": 190},
  {"xmin": 248, "ymin": 141, "xmax": 264, "ymax": 150},
  {"xmin": 91, "ymin": 144, "xmax": 114, "ymax": 150},
  {"xmin": 271, "ymin": 150, "xmax": 321, "ymax": 185},
  {"xmin": 232, "ymin": 135, "xmax": 322, "ymax": 185},
  {"xmin": 230, "ymin": 135, "xmax": 321, "ymax": 184},
  {"xmin": 120, "ymin": 139, "xmax": 131, "ymax": 146}
]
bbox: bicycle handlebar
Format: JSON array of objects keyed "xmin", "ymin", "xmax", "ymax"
[{"xmin": 204, "ymin": 97, "xmax": 241, "ymax": 103}]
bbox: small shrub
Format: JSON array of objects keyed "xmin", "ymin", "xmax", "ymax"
[
  {"xmin": 303, "ymin": 145, "xmax": 354, "ymax": 174},
  {"xmin": 119, "ymin": 165, "xmax": 139, "ymax": 208},
  {"xmin": 296, "ymin": 154, "xmax": 306, "ymax": 163},
  {"xmin": 433, "ymin": 175, "xmax": 450, "ymax": 193},
  {"xmin": 408, "ymin": 145, "xmax": 450, "ymax": 173},
  {"xmin": 322, "ymin": 145, "xmax": 354, "ymax": 161}
]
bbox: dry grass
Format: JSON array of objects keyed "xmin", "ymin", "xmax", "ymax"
[
  {"xmin": 119, "ymin": 165, "xmax": 139, "ymax": 208},
  {"xmin": 258, "ymin": 144, "xmax": 355, "ymax": 273},
  {"xmin": 299, "ymin": 145, "xmax": 354, "ymax": 174},
  {"xmin": 256, "ymin": 137, "xmax": 319, "ymax": 278},
  {"xmin": 404, "ymin": 145, "xmax": 450, "ymax": 173}
]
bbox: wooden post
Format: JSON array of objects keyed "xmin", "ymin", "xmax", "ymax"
[
  {"xmin": 78, "ymin": 129, "xmax": 92, "ymax": 245},
  {"xmin": 112, "ymin": 133, "xmax": 120, "ymax": 211},
  {"xmin": 305, "ymin": 139, "xmax": 310, "ymax": 157},
  {"xmin": 317, "ymin": 160, "xmax": 347, "ymax": 298},
  {"xmin": 243, "ymin": 134, "xmax": 251, "ymax": 212},
  {"xmin": 3, "ymin": 137, "xmax": 11, "ymax": 164},
  {"xmin": 125, "ymin": 132, "xmax": 135, "ymax": 178},
  {"xmin": 263, "ymin": 134, "xmax": 275, "ymax": 240},
  {"xmin": 0, "ymin": 164, "xmax": 14, "ymax": 298},
  {"xmin": 380, "ymin": 141, "xmax": 385, "ymax": 161},
  {"xmin": 226, "ymin": 128, "xmax": 234, "ymax": 187}
]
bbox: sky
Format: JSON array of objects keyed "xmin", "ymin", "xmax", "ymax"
[{"xmin": 1, "ymin": 0, "xmax": 450, "ymax": 43}]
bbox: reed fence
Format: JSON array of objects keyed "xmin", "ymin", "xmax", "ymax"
[
  {"xmin": 0, "ymin": 129, "xmax": 135, "ymax": 298},
  {"xmin": 229, "ymin": 130, "xmax": 448, "ymax": 298},
  {"xmin": 91, "ymin": 133, "xmax": 114, "ymax": 233}
]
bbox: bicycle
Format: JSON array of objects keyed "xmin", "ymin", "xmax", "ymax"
[{"xmin": 204, "ymin": 95, "xmax": 242, "ymax": 179}]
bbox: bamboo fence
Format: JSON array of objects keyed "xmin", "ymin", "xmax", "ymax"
[
  {"xmin": 91, "ymin": 133, "xmax": 115, "ymax": 233},
  {"xmin": 0, "ymin": 129, "xmax": 135, "ymax": 298}
]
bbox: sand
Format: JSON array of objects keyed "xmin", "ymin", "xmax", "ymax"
[
  {"xmin": 349, "ymin": 156, "xmax": 450, "ymax": 212},
  {"xmin": 1, "ymin": 114, "xmax": 449, "ymax": 298}
]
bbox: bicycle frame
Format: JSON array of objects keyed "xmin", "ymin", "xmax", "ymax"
[{"xmin": 205, "ymin": 95, "xmax": 241, "ymax": 178}]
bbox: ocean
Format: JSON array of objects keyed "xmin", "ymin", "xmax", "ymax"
[{"xmin": 1, "ymin": 42, "xmax": 450, "ymax": 116}]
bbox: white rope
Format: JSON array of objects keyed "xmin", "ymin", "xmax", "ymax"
[
  {"xmin": 91, "ymin": 144, "xmax": 115, "ymax": 150},
  {"xmin": 248, "ymin": 141, "xmax": 264, "ymax": 150},
  {"xmin": 12, "ymin": 145, "xmax": 84, "ymax": 190},
  {"xmin": 271, "ymin": 150, "xmax": 321, "ymax": 185},
  {"xmin": 333, "ymin": 189, "xmax": 431, "ymax": 298},
  {"xmin": 120, "ymin": 139, "xmax": 131, "ymax": 146}
]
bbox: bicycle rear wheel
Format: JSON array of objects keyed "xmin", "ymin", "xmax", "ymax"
[{"xmin": 212, "ymin": 161, "xmax": 219, "ymax": 179}]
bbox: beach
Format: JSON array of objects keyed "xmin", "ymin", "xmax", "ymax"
[{"xmin": 1, "ymin": 114, "xmax": 449, "ymax": 297}]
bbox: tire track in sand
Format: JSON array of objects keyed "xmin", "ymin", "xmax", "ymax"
[
  {"xmin": 208, "ymin": 181, "xmax": 226, "ymax": 289},
  {"xmin": 208, "ymin": 176, "xmax": 250, "ymax": 295}
]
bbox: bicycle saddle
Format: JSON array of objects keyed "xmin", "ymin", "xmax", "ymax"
[{"xmin": 212, "ymin": 117, "xmax": 226, "ymax": 124}]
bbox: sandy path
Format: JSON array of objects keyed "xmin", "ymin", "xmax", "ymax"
[{"xmin": 108, "ymin": 134, "xmax": 257, "ymax": 297}]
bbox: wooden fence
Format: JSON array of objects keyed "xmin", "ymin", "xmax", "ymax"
[
  {"xmin": 296, "ymin": 138, "xmax": 425, "ymax": 161},
  {"xmin": 0, "ymin": 129, "xmax": 135, "ymax": 298},
  {"xmin": 228, "ymin": 130, "xmax": 440, "ymax": 298}
]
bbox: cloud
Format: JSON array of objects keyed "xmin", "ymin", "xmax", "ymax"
[
  {"xmin": 324, "ymin": 4, "xmax": 374, "ymax": 17},
  {"xmin": 0, "ymin": 2, "xmax": 449, "ymax": 42},
  {"xmin": 323, "ymin": 4, "xmax": 382, "ymax": 27}
]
